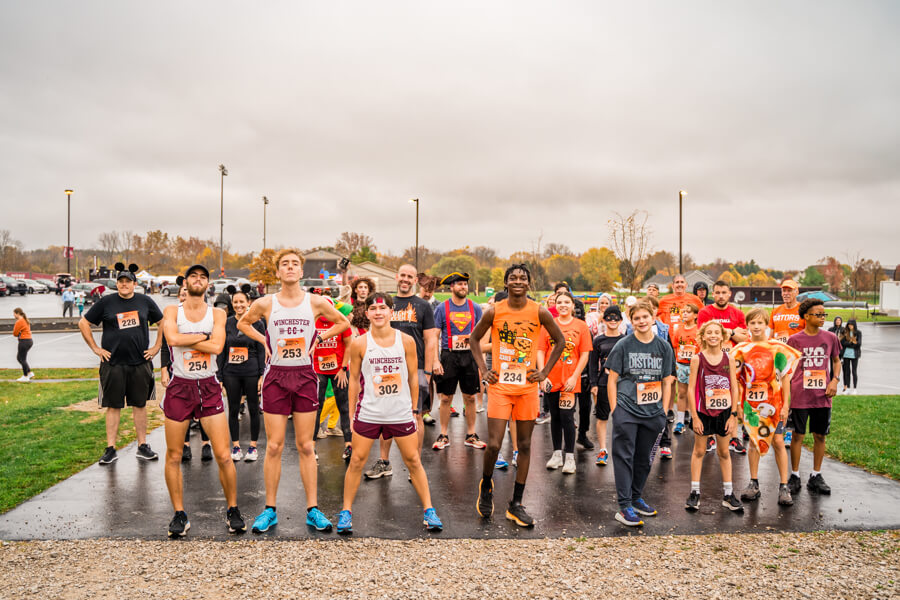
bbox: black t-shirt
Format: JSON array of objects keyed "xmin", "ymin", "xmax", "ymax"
[
  {"xmin": 589, "ymin": 333, "xmax": 625, "ymax": 388},
  {"xmin": 83, "ymin": 293, "xmax": 163, "ymax": 366},
  {"xmin": 390, "ymin": 294, "xmax": 435, "ymax": 366},
  {"xmin": 216, "ymin": 316, "xmax": 266, "ymax": 377}
]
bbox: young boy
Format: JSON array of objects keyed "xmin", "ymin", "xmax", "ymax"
[
  {"xmin": 588, "ymin": 305, "xmax": 625, "ymax": 466},
  {"xmin": 669, "ymin": 304, "xmax": 699, "ymax": 436}
]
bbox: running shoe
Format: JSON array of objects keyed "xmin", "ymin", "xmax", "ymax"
[
  {"xmin": 306, "ymin": 507, "xmax": 333, "ymax": 531},
  {"xmin": 450, "ymin": 406, "xmax": 460, "ymax": 417},
  {"xmin": 181, "ymin": 445, "xmax": 192, "ymax": 462},
  {"xmin": 729, "ymin": 438, "xmax": 747, "ymax": 454},
  {"xmin": 787, "ymin": 474, "xmax": 802, "ymax": 495},
  {"xmin": 316, "ymin": 426, "xmax": 328, "ymax": 439},
  {"xmin": 706, "ymin": 437, "xmax": 716, "ymax": 453},
  {"xmin": 136, "ymin": 443, "xmax": 158, "ymax": 461},
  {"xmin": 244, "ymin": 447, "xmax": 258, "ymax": 462},
  {"xmin": 546, "ymin": 450, "xmax": 563, "ymax": 470},
  {"xmin": 659, "ymin": 446, "xmax": 672, "ymax": 460},
  {"xmin": 337, "ymin": 510, "xmax": 353, "ymax": 534},
  {"xmin": 477, "ymin": 479, "xmax": 493, "ymax": 518},
  {"xmin": 615, "ymin": 507, "xmax": 644, "ymax": 527},
  {"xmin": 251, "ymin": 508, "xmax": 277, "ymax": 533},
  {"xmin": 595, "ymin": 449, "xmax": 609, "ymax": 466},
  {"xmin": 778, "ymin": 485, "xmax": 794, "ymax": 506},
  {"xmin": 562, "ymin": 453, "xmax": 576, "ymax": 474},
  {"xmin": 505, "ymin": 501, "xmax": 534, "ymax": 527},
  {"xmin": 494, "ymin": 455, "xmax": 509, "ymax": 469},
  {"xmin": 422, "ymin": 413, "xmax": 436, "ymax": 425},
  {"xmin": 476, "ymin": 403, "xmax": 485, "ymax": 413},
  {"xmin": 432, "ymin": 434, "xmax": 450, "ymax": 450},
  {"xmin": 364, "ymin": 459, "xmax": 392, "ymax": 479},
  {"xmin": 685, "ymin": 491, "xmax": 700, "ymax": 512},
  {"xmin": 632, "ymin": 498, "xmax": 657, "ymax": 517},
  {"xmin": 168, "ymin": 511, "xmax": 190, "ymax": 538},
  {"xmin": 673, "ymin": 422, "xmax": 685, "ymax": 435},
  {"xmin": 784, "ymin": 430, "xmax": 792, "ymax": 447},
  {"xmin": 512, "ymin": 451, "xmax": 519, "ymax": 467},
  {"xmin": 201, "ymin": 444, "xmax": 213, "ymax": 462},
  {"xmin": 231, "ymin": 446, "xmax": 243, "ymax": 461},
  {"xmin": 99, "ymin": 446, "xmax": 118, "ymax": 465},
  {"xmin": 226, "ymin": 506, "xmax": 246, "ymax": 533},
  {"xmin": 722, "ymin": 494, "xmax": 744, "ymax": 512},
  {"xmin": 576, "ymin": 435, "xmax": 595, "ymax": 450},
  {"xmin": 341, "ymin": 445, "xmax": 352, "ymax": 461},
  {"xmin": 535, "ymin": 412, "xmax": 551, "ymax": 425},
  {"xmin": 26, "ymin": 371, "xmax": 35, "ymax": 380},
  {"xmin": 667, "ymin": 409, "xmax": 676, "ymax": 423},
  {"xmin": 807, "ymin": 473, "xmax": 832, "ymax": 495},
  {"xmin": 464, "ymin": 433, "xmax": 487, "ymax": 449},
  {"xmin": 423, "ymin": 508, "xmax": 443, "ymax": 531},
  {"xmin": 740, "ymin": 480, "xmax": 761, "ymax": 502},
  {"xmin": 16, "ymin": 375, "xmax": 30, "ymax": 383}
]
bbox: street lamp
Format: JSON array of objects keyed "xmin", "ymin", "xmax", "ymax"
[
  {"xmin": 262, "ymin": 196, "xmax": 269, "ymax": 250},
  {"xmin": 409, "ymin": 198, "xmax": 419, "ymax": 271},
  {"xmin": 218, "ymin": 164, "xmax": 228, "ymax": 277},
  {"xmin": 64, "ymin": 189, "xmax": 74, "ymax": 274},
  {"xmin": 678, "ymin": 190, "xmax": 687, "ymax": 274}
]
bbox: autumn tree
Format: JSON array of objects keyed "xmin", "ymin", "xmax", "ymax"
[
  {"xmin": 580, "ymin": 247, "xmax": 620, "ymax": 292},
  {"xmin": 800, "ymin": 266, "xmax": 825, "ymax": 287},
  {"xmin": 489, "ymin": 267, "xmax": 505, "ymax": 289},
  {"xmin": 471, "ymin": 245, "xmax": 498, "ymax": 267},
  {"xmin": 608, "ymin": 210, "xmax": 652, "ymax": 292},
  {"xmin": 543, "ymin": 254, "xmax": 580, "ymax": 285},
  {"xmin": 334, "ymin": 232, "xmax": 375, "ymax": 259},
  {"xmin": 249, "ymin": 248, "xmax": 278, "ymax": 287},
  {"xmin": 819, "ymin": 256, "xmax": 844, "ymax": 292},
  {"xmin": 543, "ymin": 243, "xmax": 573, "ymax": 259},
  {"xmin": 430, "ymin": 255, "xmax": 478, "ymax": 282}
]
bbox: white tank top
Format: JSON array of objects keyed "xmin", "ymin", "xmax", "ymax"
[
  {"xmin": 267, "ymin": 292, "xmax": 316, "ymax": 367},
  {"xmin": 171, "ymin": 305, "xmax": 217, "ymax": 380},
  {"xmin": 358, "ymin": 330, "xmax": 414, "ymax": 424}
]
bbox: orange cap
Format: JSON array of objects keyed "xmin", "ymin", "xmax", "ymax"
[{"xmin": 780, "ymin": 279, "xmax": 799, "ymax": 290}]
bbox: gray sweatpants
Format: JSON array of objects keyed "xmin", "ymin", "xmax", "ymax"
[{"xmin": 612, "ymin": 408, "xmax": 666, "ymax": 510}]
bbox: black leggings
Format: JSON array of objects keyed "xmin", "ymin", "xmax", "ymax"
[
  {"xmin": 185, "ymin": 422, "xmax": 209, "ymax": 442},
  {"xmin": 546, "ymin": 391, "xmax": 576, "ymax": 453},
  {"xmin": 842, "ymin": 358, "xmax": 859, "ymax": 389},
  {"xmin": 224, "ymin": 375, "xmax": 261, "ymax": 443},
  {"xmin": 17, "ymin": 339, "xmax": 33, "ymax": 376},
  {"xmin": 577, "ymin": 386, "xmax": 591, "ymax": 437},
  {"xmin": 316, "ymin": 372, "xmax": 351, "ymax": 443}
]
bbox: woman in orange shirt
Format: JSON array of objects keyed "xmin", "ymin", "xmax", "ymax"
[{"xmin": 13, "ymin": 308, "xmax": 34, "ymax": 382}]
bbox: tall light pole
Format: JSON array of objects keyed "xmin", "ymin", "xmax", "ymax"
[
  {"xmin": 65, "ymin": 189, "xmax": 74, "ymax": 274},
  {"xmin": 409, "ymin": 198, "xmax": 419, "ymax": 271},
  {"xmin": 218, "ymin": 164, "xmax": 228, "ymax": 276},
  {"xmin": 262, "ymin": 196, "xmax": 269, "ymax": 250},
  {"xmin": 678, "ymin": 190, "xmax": 687, "ymax": 274}
]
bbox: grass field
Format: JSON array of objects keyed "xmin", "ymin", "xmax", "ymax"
[{"xmin": 0, "ymin": 368, "xmax": 99, "ymax": 381}]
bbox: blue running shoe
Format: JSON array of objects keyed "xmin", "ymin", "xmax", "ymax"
[
  {"xmin": 673, "ymin": 422, "xmax": 685, "ymax": 435},
  {"xmin": 784, "ymin": 430, "xmax": 792, "ymax": 447},
  {"xmin": 632, "ymin": 498, "xmax": 657, "ymax": 517},
  {"xmin": 615, "ymin": 507, "xmax": 644, "ymax": 527},
  {"xmin": 512, "ymin": 450, "xmax": 519, "ymax": 467},
  {"xmin": 306, "ymin": 507, "xmax": 333, "ymax": 532},
  {"xmin": 495, "ymin": 455, "xmax": 509, "ymax": 469},
  {"xmin": 251, "ymin": 508, "xmax": 277, "ymax": 533},
  {"xmin": 595, "ymin": 449, "xmax": 609, "ymax": 466},
  {"xmin": 337, "ymin": 510, "xmax": 352, "ymax": 535},
  {"xmin": 423, "ymin": 508, "xmax": 443, "ymax": 531}
]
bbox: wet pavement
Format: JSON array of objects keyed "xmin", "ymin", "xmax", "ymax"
[{"xmin": 1, "ymin": 403, "xmax": 898, "ymax": 541}]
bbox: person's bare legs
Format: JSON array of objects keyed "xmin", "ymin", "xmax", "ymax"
[
  {"xmin": 513, "ymin": 420, "xmax": 535, "ymax": 484},
  {"xmin": 164, "ymin": 418, "xmax": 191, "ymax": 511},
  {"xmin": 342, "ymin": 433, "xmax": 377, "ymax": 511},
  {"xmin": 262, "ymin": 413, "xmax": 288, "ymax": 506},
  {"xmin": 715, "ymin": 434, "xmax": 732, "ymax": 485},
  {"xmin": 200, "ymin": 412, "xmax": 238, "ymax": 506},
  {"xmin": 396, "ymin": 433, "xmax": 433, "ymax": 509},
  {"xmin": 439, "ymin": 393, "xmax": 454, "ymax": 437},
  {"xmin": 292, "ymin": 410, "xmax": 319, "ymax": 508},
  {"xmin": 462, "ymin": 393, "xmax": 477, "ymax": 435},
  {"xmin": 106, "ymin": 408, "xmax": 121, "ymax": 446}
]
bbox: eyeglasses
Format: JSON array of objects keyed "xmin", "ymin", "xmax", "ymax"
[{"xmin": 808, "ymin": 312, "xmax": 827, "ymax": 318}]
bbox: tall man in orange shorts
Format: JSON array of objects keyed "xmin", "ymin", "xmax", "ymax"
[{"xmin": 470, "ymin": 264, "xmax": 565, "ymax": 527}]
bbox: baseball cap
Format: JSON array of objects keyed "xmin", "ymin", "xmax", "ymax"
[
  {"xmin": 184, "ymin": 264, "xmax": 210, "ymax": 279},
  {"xmin": 780, "ymin": 279, "xmax": 799, "ymax": 290}
]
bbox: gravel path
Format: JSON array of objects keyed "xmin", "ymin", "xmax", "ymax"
[{"xmin": 1, "ymin": 530, "xmax": 897, "ymax": 599}]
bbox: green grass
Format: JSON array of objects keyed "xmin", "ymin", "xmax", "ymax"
[
  {"xmin": 0, "ymin": 368, "xmax": 99, "ymax": 380},
  {"xmin": 803, "ymin": 395, "xmax": 899, "ymax": 479},
  {"xmin": 0, "ymin": 381, "xmax": 162, "ymax": 513}
]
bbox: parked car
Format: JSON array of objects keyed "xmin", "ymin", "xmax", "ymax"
[
  {"xmin": 35, "ymin": 278, "xmax": 56, "ymax": 290},
  {"xmin": 92, "ymin": 278, "xmax": 146, "ymax": 295},
  {"xmin": 70, "ymin": 282, "xmax": 103, "ymax": 305},
  {"xmin": 796, "ymin": 291, "xmax": 868, "ymax": 309},
  {"xmin": 0, "ymin": 276, "xmax": 27, "ymax": 296},
  {"xmin": 20, "ymin": 279, "xmax": 49, "ymax": 294},
  {"xmin": 299, "ymin": 278, "xmax": 340, "ymax": 298},
  {"xmin": 161, "ymin": 283, "xmax": 182, "ymax": 296},
  {"xmin": 0, "ymin": 279, "xmax": 6, "ymax": 296}
]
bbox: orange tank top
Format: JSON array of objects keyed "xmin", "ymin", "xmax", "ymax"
[{"xmin": 490, "ymin": 298, "xmax": 541, "ymax": 394}]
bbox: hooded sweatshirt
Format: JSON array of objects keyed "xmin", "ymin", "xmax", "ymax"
[
  {"xmin": 693, "ymin": 281, "xmax": 713, "ymax": 305},
  {"xmin": 839, "ymin": 320, "xmax": 861, "ymax": 359}
]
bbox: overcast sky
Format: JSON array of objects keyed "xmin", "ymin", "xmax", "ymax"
[{"xmin": 2, "ymin": 1, "xmax": 898, "ymax": 270}]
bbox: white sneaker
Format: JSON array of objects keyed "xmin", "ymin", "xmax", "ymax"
[
  {"xmin": 546, "ymin": 450, "xmax": 563, "ymax": 470},
  {"xmin": 16, "ymin": 375, "xmax": 30, "ymax": 383},
  {"xmin": 562, "ymin": 453, "xmax": 576, "ymax": 474},
  {"xmin": 231, "ymin": 446, "xmax": 243, "ymax": 461},
  {"xmin": 26, "ymin": 372, "xmax": 35, "ymax": 380},
  {"xmin": 852, "ymin": 389, "xmax": 858, "ymax": 395},
  {"xmin": 317, "ymin": 427, "xmax": 328, "ymax": 439}
]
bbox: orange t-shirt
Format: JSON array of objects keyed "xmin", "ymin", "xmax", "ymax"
[
  {"xmin": 491, "ymin": 298, "xmax": 541, "ymax": 394},
  {"xmin": 770, "ymin": 304, "xmax": 805, "ymax": 344},
  {"xmin": 669, "ymin": 323, "xmax": 699, "ymax": 365},
  {"xmin": 13, "ymin": 319, "xmax": 32, "ymax": 340},
  {"xmin": 657, "ymin": 293, "xmax": 704, "ymax": 327},
  {"xmin": 538, "ymin": 317, "xmax": 592, "ymax": 392}
]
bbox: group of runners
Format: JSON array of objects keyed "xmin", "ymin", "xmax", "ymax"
[{"xmin": 76, "ymin": 255, "xmax": 844, "ymax": 535}]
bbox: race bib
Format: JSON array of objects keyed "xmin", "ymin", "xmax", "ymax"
[
  {"xmin": 636, "ymin": 381, "xmax": 662, "ymax": 405},
  {"xmin": 183, "ymin": 351, "xmax": 211, "ymax": 373},
  {"xmin": 317, "ymin": 353, "xmax": 339, "ymax": 371},
  {"xmin": 705, "ymin": 387, "xmax": 731, "ymax": 411},
  {"xmin": 117, "ymin": 311, "xmax": 139, "ymax": 329},
  {"xmin": 803, "ymin": 369, "xmax": 827, "ymax": 390},
  {"xmin": 670, "ymin": 314, "xmax": 681, "ymax": 325},
  {"xmin": 678, "ymin": 344, "xmax": 697, "ymax": 362},
  {"xmin": 775, "ymin": 333, "xmax": 789, "ymax": 344},
  {"xmin": 746, "ymin": 382, "xmax": 768, "ymax": 403},
  {"xmin": 373, "ymin": 372, "xmax": 401, "ymax": 397},
  {"xmin": 228, "ymin": 347, "xmax": 248, "ymax": 364},
  {"xmin": 499, "ymin": 361, "xmax": 526, "ymax": 385},
  {"xmin": 559, "ymin": 391, "xmax": 576, "ymax": 409},
  {"xmin": 278, "ymin": 337, "xmax": 307, "ymax": 361},
  {"xmin": 451, "ymin": 334, "xmax": 470, "ymax": 351}
]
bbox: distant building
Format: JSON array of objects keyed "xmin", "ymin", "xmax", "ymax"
[
  {"xmin": 684, "ymin": 270, "xmax": 715, "ymax": 291},
  {"xmin": 347, "ymin": 261, "xmax": 398, "ymax": 294},
  {"xmin": 303, "ymin": 249, "xmax": 343, "ymax": 278}
]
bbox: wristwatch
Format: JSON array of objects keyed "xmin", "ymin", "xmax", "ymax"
[{"xmin": 731, "ymin": 410, "xmax": 738, "ymax": 417}]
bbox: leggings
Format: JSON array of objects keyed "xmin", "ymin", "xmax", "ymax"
[
  {"xmin": 316, "ymin": 372, "xmax": 351, "ymax": 443},
  {"xmin": 842, "ymin": 358, "xmax": 859, "ymax": 389},
  {"xmin": 546, "ymin": 391, "xmax": 576, "ymax": 453},
  {"xmin": 576, "ymin": 385, "xmax": 592, "ymax": 437},
  {"xmin": 185, "ymin": 422, "xmax": 209, "ymax": 442},
  {"xmin": 17, "ymin": 339, "xmax": 33, "ymax": 376},
  {"xmin": 224, "ymin": 374, "xmax": 261, "ymax": 443}
]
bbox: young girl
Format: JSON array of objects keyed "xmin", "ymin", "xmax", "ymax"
[
  {"xmin": 840, "ymin": 320, "xmax": 861, "ymax": 394},
  {"xmin": 538, "ymin": 292, "xmax": 592, "ymax": 474},
  {"xmin": 669, "ymin": 304, "xmax": 700, "ymax": 435},
  {"xmin": 685, "ymin": 321, "xmax": 743, "ymax": 513},
  {"xmin": 733, "ymin": 308, "xmax": 801, "ymax": 506},
  {"xmin": 13, "ymin": 308, "xmax": 33, "ymax": 382}
]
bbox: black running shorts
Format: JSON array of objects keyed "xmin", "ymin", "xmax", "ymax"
[
  {"xmin": 435, "ymin": 349, "xmax": 480, "ymax": 396},
  {"xmin": 790, "ymin": 407, "xmax": 831, "ymax": 436},
  {"xmin": 98, "ymin": 361, "xmax": 155, "ymax": 409}
]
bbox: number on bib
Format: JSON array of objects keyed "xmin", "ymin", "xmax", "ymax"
[
  {"xmin": 317, "ymin": 354, "xmax": 339, "ymax": 371},
  {"xmin": 746, "ymin": 382, "xmax": 768, "ymax": 403},
  {"xmin": 678, "ymin": 344, "xmax": 697, "ymax": 362},
  {"xmin": 705, "ymin": 387, "xmax": 731, "ymax": 411},
  {"xmin": 451, "ymin": 334, "xmax": 470, "ymax": 351},
  {"xmin": 117, "ymin": 311, "xmax": 139, "ymax": 329},
  {"xmin": 804, "ymin": 369, "xmax": 827, "ymax": 390},
  {"xmin": 559, "ymin": 391, "xmax": 576, "ymax": 409},
  {"xmin": 183, "ymin": 351, "xmax": 210, "ymax": 373},
  {"xmin": 278, "ymin": 337, "xmax": 307, "ymax": 361},
  {"xmin": 374, "ymin": 372, "xmax": 401, "ymax": 397},
  {"xmin": 228, "ymin": 347, "xmax": 248, "ymax": 364},
  {"xmin": 636, "ymin": 381, "xmax": 662, "ymax": 405},
  {"xmin": 499, "ymin": 362, "xmax": 526, "ymax": 385},
  {"xmin": 775, "ymin": 333, "xmax": 789, "ymax": 344}
]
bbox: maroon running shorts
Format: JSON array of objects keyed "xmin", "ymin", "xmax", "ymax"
[
  {"xmin": 261, "ymin": 364, "xmax": 319, "ymax": 415},
  {"xmin": 161, "ymin": 376, "xmax": 224, "ymax": 422},
  {"xmin": 352, "ymin": 419, "xmax": 418, "ymax": 440}
]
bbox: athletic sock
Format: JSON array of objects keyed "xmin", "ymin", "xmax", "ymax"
[
  {"xmin": 265, "ymin": 505, "xmax": 276, "ymax": 512},
  {"xmin": 811, "ymin": 470, "xmax": 820, "ymax": 478},
  {"xmin": 691, "ymin": 481, "xmax": 700, "ymax": 493},
  {"xmin": 791, "ymin": 470, "xmax": 800, "ymax": 478},
  {"xmin": 723, "ymin": 482, "xmax": 733, "ymax": 496},
  {"xmin": 512, "ymin": 481, "xmax": 525, "ymax": 504},
  {"xmin": 751, "ymin": 478, "xmax": 759, "ymax": 485}
]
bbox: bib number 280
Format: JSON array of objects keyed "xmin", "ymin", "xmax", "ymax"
[{"xmin": 636, "ymin": 381, "xmax": 662, "ymax": 405}]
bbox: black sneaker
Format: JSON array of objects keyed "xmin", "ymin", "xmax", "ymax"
[
  {"xmin": 342, "ymin": 445, "xmax": 352, "ymax": 461},
  {"xmin": 505, "ymin": 501, "xmax": 535, "ymax": 528},
  {"xmin": 722, "ymin": 494, "xmax": 744, "ymax": 512},
  {"xmin": 807, "ymin": 473, "xmax": 831, "ymax": 495},
  {"xmin": 476, "ymin": 479, "xmax": 493, "ymax": 518},
  {"xmin": 685, "ymin": 490, "xmax": 700, "ymax": 512},
  {"xmin": 729, "ymin": 438, "xmax": 747, "ymax": 454},
  {"xmin": 137, "ymin": 443, "xmax": 159, "ymax": 461},
  {"xmin": 576, "ymin": 436, "xmax": 595, "ymax": 450},
  {"xmin": 201, "ymin": 444, "xmax": 213, "ymax": 462},
  {"xmin": 666, "ymin": 409, "xmax": 676, "ymax": 423},
  {"xmin": 787, "ymin": 474, "xmax": 802, "ymax": 495},
  {"xmin": 99, "ymin": 446, "xmax": 118, "ymax": 465},
  {"xmin": 181, "ymin": 445, "xmax": 192, "ymax": 462},
  {"xmin": 168, "ymin": 511, "xmax": 190, "ymax": 538},
  {"xmin": 226, "ymin": 506, "xmax": 247, "ymax": 533}
]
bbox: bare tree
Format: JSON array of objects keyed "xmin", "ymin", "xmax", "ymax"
[
  {"xmin": 543, "ymin": 243, "xmax": 573, "ymax": 258},
  {"xmin": 608, "ymin": 210, "xmax": 652, "ymax": 292},
  {"xmin": 97, "ymin": 231, "xmax": 122, "ymax": 264},
  {"xmin": 0, "ymin": 229, "xmax": 24, "ymax": 271},
  {"xmin": 334, "ymin": 232, "xmax": 375, "ymax": 259},
  {"xmin": 471, "ymin": 245, "xmax": 498, "ymax": 266}
]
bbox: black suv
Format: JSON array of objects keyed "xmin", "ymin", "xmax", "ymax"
[{"xmin": 0, "ymin": 276, "xmax": 26, "ymax": 296}]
